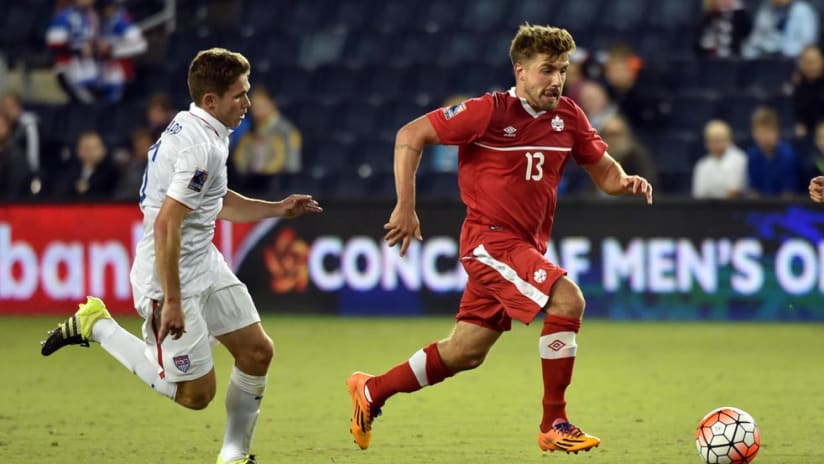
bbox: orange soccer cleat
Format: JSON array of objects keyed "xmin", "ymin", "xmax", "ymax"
[
  {"xmin": 346, "ymin": 371, "xmax": 381, "ymax": 450},
  {"xmin": 538, "ymin": 420, "xmax": 601, "ymax": 454}
]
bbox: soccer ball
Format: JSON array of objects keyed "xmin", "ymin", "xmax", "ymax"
[{"xmin": 695, "ymin": 407, "xmax": 760, "ymax": 464}]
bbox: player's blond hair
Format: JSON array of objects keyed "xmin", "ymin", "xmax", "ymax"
[
  {"xmin": 509, "ymin": 24, "xmax": 576, "ymax": 65},
  {"xmin": 187, "ymin": 48, "xmax": 250, "ymax": 105}
]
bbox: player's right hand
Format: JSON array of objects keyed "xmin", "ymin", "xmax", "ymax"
[
  {"xmin": 809, "ymin": 176, "xmax": 824, "ymax": 203},
  {"xmin": 384, "ymin": 204, "xmax": 422, "ymax": 257},
  {"xmin": 158, "ymin": 299, "xmax": 185, "ymax": 343}
]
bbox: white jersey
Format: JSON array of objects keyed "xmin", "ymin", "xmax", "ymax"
[{"xmin": 130, "ymin": 103, "xmax": 232, "ymax": 301}]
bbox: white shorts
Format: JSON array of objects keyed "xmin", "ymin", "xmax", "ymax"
[{"xmin": 134, "ymin": 266, "xmax": 261, "ymax": 383}]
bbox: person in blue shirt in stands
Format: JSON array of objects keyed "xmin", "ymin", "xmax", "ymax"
[{"xmin": 746, "ymin": 106, "xmax": 801, "ymax": 197}]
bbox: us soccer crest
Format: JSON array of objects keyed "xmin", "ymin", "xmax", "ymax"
[
  {"xmin": 173, "ymin": 355, "xmax": 191, "ymax": 373},
  {"xmin": 551, "ymin": 115, "xmax": 564, "ymax": 132}
]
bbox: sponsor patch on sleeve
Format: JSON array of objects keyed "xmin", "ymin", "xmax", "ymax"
[
  {"xmin": 443, "ymin": 102, "xmax": 467, "ymax": 120},
  {"xmin": 188, "ymin": 169, "xmax": 208, "ymax": 192}
]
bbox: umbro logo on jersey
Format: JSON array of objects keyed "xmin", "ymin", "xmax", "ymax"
[
  {"xmin": 551, "ymin": 115, "xmax": 564, "ymax": 132},
  {"xmin": 503, "ymin": 126, "xmax": 517, "ymax": 137}
]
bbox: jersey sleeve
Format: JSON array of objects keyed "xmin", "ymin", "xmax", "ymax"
[
  {"xmin": 570, "ymin": 103, "xmax": 607, "ymax": 165},
  {"xmin": 426, "ymin": 94, "xmax": 495, "ymax": 145},
  {"xmin": 165, "ymin": 144, "xmax": 211, "ymax": 210}
]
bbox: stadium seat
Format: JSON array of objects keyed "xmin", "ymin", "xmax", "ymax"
[
  {"xmin": 646, "ymin": 1, "xmax": 701, "ymax": 28},
  {"xmin": 436, "ymin": 32, "xmax": 485, "ymax": 66},
  {"xmin": 373, "ymin": 0, "xmax": 419, "ymax": 33},
  {"xmin": 419, "ymin": 172, "xmax": 460, "ymax": 199},
  {"xmin": 666, "ymin": 94, "xmax": 720, "ymax": 132},
  {"xmin": 504, "ymin": 0, "xmax": 558, "ymax": 29},
  {"xmin": 737, "ymin": 58, "xmax": 795, "ymax": 97},
  {"xmin": 449, "ymin": 63, "xmax": 509, "ymax": 95},
  {"xmin": 341, "ymin": 32, "xmax": 394, "ymax": 66},
  {"xmin": 598, "ymin": 0, "xmax": 651, "ymax": 31},
  {"xmin": 363, "ymin": 64, "xmax": 412, "ymax": 100},
  {"xmin": 460, "ymin": 0, "xmax": 507, "ymax": 32},
  {"xmin": 332, "ymin": 101, "xmax": 383, "ymax": 139},
  {"xmin": 311, "ymin": 64, "xmax": 363, "ymax": 99},
  {"xmin": 553, "ymin": 0, "xmax": 604, "ymax": 32},
  {"xmin": 418, "ymin": 0, "xmax": 466, "ymax": 33},
  {"xmin": 717, "ymin": 94, "xmax": 770, "ymax": 136}
]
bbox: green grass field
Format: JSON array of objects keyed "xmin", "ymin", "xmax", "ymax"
[{"xmin": 1, "ymin": 316, "xmax": 822, "ymax": 463}]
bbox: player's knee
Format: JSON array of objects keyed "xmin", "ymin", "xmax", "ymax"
[
  {"xmin": 176, "ymin": 386, "xmax": 215, "ymax": 410},
  {"xmin": 546, "ymin": 279, "xmax": 586, "ymax": 319},
  {"xmin": 248, "ymin": 335, "xmax": 275, "ymax": 369},
  {"xmin": 449, "ymin": 347, "xmax": 488, "ymax": 371}
]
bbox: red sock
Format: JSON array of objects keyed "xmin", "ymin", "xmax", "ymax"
[
  {"xmin": 539, "ymin": 314, "xmax": 581, "ymax": 433},
  {"xmin": 366, "ymin": 342, "xmax": 453, "ymax": 410}
]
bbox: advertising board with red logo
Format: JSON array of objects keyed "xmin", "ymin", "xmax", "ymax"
[{"xmin": 2, "ymin": 200, "xmax": 823, "ymax": 320}]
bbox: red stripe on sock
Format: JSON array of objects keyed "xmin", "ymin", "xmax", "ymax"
[
  {"xmin": 366, "ymin": 342, "xmax": 454, "ymax": 410},
  {"xmin": 540, "ymin": 315, "xmax": 580, "ymax": 432}
]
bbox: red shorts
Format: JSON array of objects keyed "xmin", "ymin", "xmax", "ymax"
[{"xmin": 458, "ymin": 238, "xmax": 566, "ymax": 332}]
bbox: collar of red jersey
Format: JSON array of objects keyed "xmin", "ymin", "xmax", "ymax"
[
  {"xmin": 188, "ymin": 103, "xmax": 231, "ymax": 139},
  {"xmin": 508, "ymin": 87, "xmax": 547, "ymax": 119}
]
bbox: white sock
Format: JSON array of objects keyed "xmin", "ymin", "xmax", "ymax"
[
  {"xmin": 220, "ymin": 366, "xmax": 267, "ymax": 462},
  {"xmin": 91, "ymin": 318, "xmax": 178, "ymax": 400}
]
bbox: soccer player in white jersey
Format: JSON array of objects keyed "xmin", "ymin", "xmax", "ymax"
[{"xmin": 41, "ymin": 48, "xmax": 322, "ymax": 464}]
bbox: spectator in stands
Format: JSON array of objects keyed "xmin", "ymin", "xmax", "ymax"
[
  {"xmin": 232, "ymin": 86, "xmax": 302, "ymax": 183},
  {"xmin": 0, "ymin": 115, "xmax": 31, "ymax": 199},
  {"xmin": 97, "ymin": 0, "xmax": 147, "ymax": 103},
  {"xmin": 113, "ymin": 127, "xmax": 152, "ymax": 201},
  {"xmin": 801, "ymin": 120, "xmax": 824, "ymax": 180},
  {"xmin": 145, "ymin": 93, "xmax": 174, "ymax": 140},
  {"xmin": 743, "ymin": 0, "xmax": 819, "ymax": 59},
  {"xmin": 46, "ymin": 0, "xmax": 100, "ymax": 104},
  {"xmin": 596, "ymin": 115, "xmax": 659, "ymax": 193},
  {"xmin": 58, "ymin": 130, "xmax": 119, "ymax": 198},
  {"xmin": 429, "ymin": 95, "xmax": 468, "ymax": 173},
  {"xmin": 0, "ymin": 91, "xmax": 41, "ymax": 195},
  {"xmin": 746, "ymin": 106, "xmax": 801, "ymax": 196},
  {"xmin": 562, "ymin": 49, "xmax": 592, "ymax": 104},
  {"xmin": 601, "ymin": 44, "xmax": 664, "ymax": 129},
  {"xmin": 695, "ymin": 0, "xmax": 753, "ymax": 58},
  {"xmin": 791, "ymin": 45, "xmax": 824, "ymax": 138},
  {"xmin": 692, "ymin": 120, "xmax": 748, "ymax": 198},
  {"xmin": 577, "ymin": 81, "xmax": 618, "ymax": 132}
]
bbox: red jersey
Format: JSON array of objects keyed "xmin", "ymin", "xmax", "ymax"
[{"xmin": 426, "ymin": 88, "xmax": 606, "ymax": 254}]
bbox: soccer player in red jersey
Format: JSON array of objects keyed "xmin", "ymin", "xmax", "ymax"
[{"xmin": 347, "ymin": 24, "xmax": 653, "ymax": 454}]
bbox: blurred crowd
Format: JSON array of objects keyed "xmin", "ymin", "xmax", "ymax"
[{"xmin": 1, "ymin": 0, "xmax": 824, "ymax": 202}]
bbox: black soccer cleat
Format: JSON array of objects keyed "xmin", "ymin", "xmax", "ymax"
[{"xmin": 40, "ymin": 297, "xmax": 111, "ymax": 356}]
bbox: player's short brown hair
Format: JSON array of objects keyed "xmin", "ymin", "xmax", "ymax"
[
  {"xmin": 510, "ymin": 23, "xmax": 576, "ymax": 65},
  {"xmin": 751, "ymin": 106, "xmax": 779, "ymax": 129},
  {"xmin": 187, "ymin": 48, "xmax": 250, "ymax": 105}
]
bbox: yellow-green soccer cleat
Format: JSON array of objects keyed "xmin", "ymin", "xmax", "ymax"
[
  {"xmin": 538, "ymin": 420, "xmax": 601, "ymax": 454},
  {"xmin": 216, "ymin": 454, "xmax": 257, "ymax": 464},
  {"xmin": 40, "ymin": 296, "xmax": 112, "ymax": 356}
]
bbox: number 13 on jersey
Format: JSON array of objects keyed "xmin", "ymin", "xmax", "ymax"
[{"xmin": 524, "ymin": 151, "xmax": 544, "ymax": 181}]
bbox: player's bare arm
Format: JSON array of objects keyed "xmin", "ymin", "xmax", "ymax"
[
  {"xmin": 384, "ymin": 115, "xmax": 441, "ymax": 256},
  {"xmin": 584, "ymin": 152, "xmax": 654, "ymax": 204},
  {"xmin": 218, "ymin": 189, "xmax": 322, "ymax": 222},
  {"xmin": 154, "ymin": 196, "xmax": 191, "ymax": 342},
  {"xmin": 809, "ymin": 176, "xmax": 824, "ymax": 203}
]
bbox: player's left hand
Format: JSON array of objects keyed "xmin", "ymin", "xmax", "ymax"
[
  {"xmin": 279, "ymin": 194, "xmax": 323, "ymax": 218},
  {"xmin": 809, "ymin": 176, "xmax": 824, "ymax": 203},
  {"xmin": 622, "ymin": 175, "xmax": 653, "ymax": 205}
]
